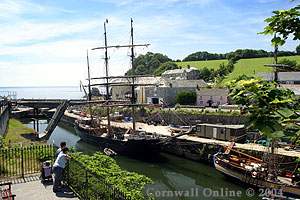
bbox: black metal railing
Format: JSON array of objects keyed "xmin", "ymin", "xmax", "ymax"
[
  {"xmin": 0, "ymin": 100, "xmax": 9, "ymax": 115},
  {"xmin": 64, "ymin": 159, "xmax": 135, "ymax": 200},
  {"xmin": 0, "ymin": 145, "xmax": 55, "ymax": 178}
]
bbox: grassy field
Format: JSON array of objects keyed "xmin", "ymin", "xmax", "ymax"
[
  {"xmin": 176, "ymin": 55, "xmax": 300, "ymax": 83},
  {"xmin": 4, "ymin": 119, "xmax": 39, "ymax": 145}
]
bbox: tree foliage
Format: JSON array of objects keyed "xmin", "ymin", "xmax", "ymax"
[
  {"xmin": 183, "ymin": 51, "xmax": 226, "ymax": 61},
  {"xmin": 154, "ymin": 61, "xmax": 179, "ymax": 76},
  {"xmin": 182, "ymin": 49, "xmax": 296, "ymax": 62},
  {"xmin": 228, "ymin": 79, "xmax": 300, "ymax": 143},
  {"xmin": 198, "ymin": 61, "xmax": 235, "ymax": 82},
  {"xmin": 278, "ymin": 58, "xmax": 300, "ymax": 71},
  {"xmin": 260, "ymin": 5, "xmax": 300, "ymax": 46},
  {"xmin": 296, "ymin": 44, "xmax": 300, "ymax": 55},
  {"xmin": 175, "ymin": 91, "xmax": 197, "ymax": 105},
  {"xmin": 126, "ymin": 52, "xmax": 172, "ymax": 75}
]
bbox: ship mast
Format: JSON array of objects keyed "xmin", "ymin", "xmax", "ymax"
[
  {"xmin": 86, "ymin": 50, "xmax": 92, "ymax": 101},
  {"xmin": 103, "ymin": 19, "xmax": 111, "ymax": 135},
  {"xmin": 91, "ymin": 18, "xmax": 150, "ymax": 134},
  {"xmin": 86, "ymin": 50, "xmax": 93, "ymax": 121},
  {"xmin": 130, "ymin": 18, "xmax": 136, "ymax": 133}
]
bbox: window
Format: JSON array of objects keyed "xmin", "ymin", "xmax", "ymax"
[
  {"xmin": 199, "ymin": 96, "xmax": 202, "ymax": 100},
  {"xmin": 210, "ymin": 96, "xmax": 213, "ymax": 100},
  {"xmin": 220, "ymin": 96, "xmax": 223, "ymax": 100},
  {"xmin": 152, "ymin": 97, "xmax": 159, "ymax": 104}
]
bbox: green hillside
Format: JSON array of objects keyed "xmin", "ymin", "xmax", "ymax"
[
  {"xmin": 176, "ymin": 55, "xmax": 300, "ymax": 83},
  {"xmin": 177, "ymin": 59, "xmax": 228, "ymax": 70}
]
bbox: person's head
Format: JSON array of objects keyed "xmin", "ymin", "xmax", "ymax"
[
  {"xmin": 62, "ymin": 147, "xmax": 69, "ymax": 154},
  {"xmin": 60, "ymin": 141, "xmax": 66, "ymax": 148}
]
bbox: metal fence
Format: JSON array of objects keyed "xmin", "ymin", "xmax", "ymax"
[
  {"xmin": 0, "ymin": 100, "xmax": 9, "ymax": 115},
  {"xmin": 64, "ymin": 159, "xmax": 133, "ymax": 200},
  {"xmin": 0, "ymin": 145, "xmax": 54, "ymax": 178}
]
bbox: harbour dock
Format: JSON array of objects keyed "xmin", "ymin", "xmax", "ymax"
[{"xmin": 64, "ymin": 111, "xmax": 300, "ymax": 159}]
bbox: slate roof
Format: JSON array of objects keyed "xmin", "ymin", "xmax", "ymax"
[
  {"xmin": 162, "ymin": 67, "xmax": 198, "ymax": 75},
  {"xmin": 164, "ymin": 79, "xmax": 207, "ymax": 88},
  {"xmin": 196, "ymin": 88, "xmax": 229, "ymax": 96},
  {"xmin": 258, "ymin": 72, "xmax": 300, "ymax": 81}
]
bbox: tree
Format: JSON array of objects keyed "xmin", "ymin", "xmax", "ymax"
[
  {"xmin": 198, "ymin": 67, "xmax": 213, "ymax": 82},
  {"xmin": 175, "ymin": 91, "xmax": 196, "ymax": 105},
  {"xmin": 183, "ymin": 51, "xmax": 225, "ymax": 61},
  {"xmin": 126, "ymin": 52, "xmax": 172, "ymax": 75},
  {"xmin": 154, "ymin": 62, "xmax": 179, "ymax": 76},
  {"xmin": 228, "ymin": 79, "xmax": 300, "ymax": 145},
  {"xmin": 278, "ymin": 58, "xmax": 300, "ymax": 71},
  {"xmin": 260, "ymin": 5, "xmax": 300, "ymax": 46},
  {"xmin": 296, "ymin": 44, "xmax": 300, "ymax": 55}
]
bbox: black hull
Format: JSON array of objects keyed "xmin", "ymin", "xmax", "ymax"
[{"xmin": 75, "ymin": 125, "xmax": 161, "ymax": 156}]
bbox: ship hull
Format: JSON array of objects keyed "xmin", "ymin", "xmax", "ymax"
[
  {"xmin": 214, "ymin": 156, "xmax": 300, "ymax": 198},
  {"xmin": 75, "ymin": 125, "xmax": 161, "ymax": 156}
]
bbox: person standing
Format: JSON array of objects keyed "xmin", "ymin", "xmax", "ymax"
[
  {"xmin": 55, "ymin": 141, "xmax": 67, "ymax": 158},
  {"xmin": 52, "ymin": 147, "xmax": 70, "ymax": 192}
]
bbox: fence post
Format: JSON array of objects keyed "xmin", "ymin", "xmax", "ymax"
[
  {"xmin": 21, "ymin": 148, "xmax": 24, "ymax": 179},
  {"xmin": 85, "ymin": 170, "xmax": 89, "ymax": 200}
]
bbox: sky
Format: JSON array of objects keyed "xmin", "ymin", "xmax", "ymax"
[{"xmin": 0, "ymin": 0, "xmax": 299, "ymax": 87}]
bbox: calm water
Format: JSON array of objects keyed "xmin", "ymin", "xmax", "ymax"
[
  {"xmin": 24, "ymin": 119, "xmax": 258, "ymax": 200},
  {"xmin": 0, "ymin": 86, "xmax": 84, "ymax": 99}
]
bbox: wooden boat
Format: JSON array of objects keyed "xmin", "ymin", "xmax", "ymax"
[
  {"xmin": 169, "ymin": 125, "xmax": 192, "ymax": 133},
  {"xmin": 104, "ymin": 148, "xmax": 117, "ymax": 156},
  {"xmin": 214, "ymin": 149, "xmax": 300, "ymax": 198}
]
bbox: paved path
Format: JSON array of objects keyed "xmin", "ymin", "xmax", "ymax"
[{"xmin": 12, "ymin": 178, "xmax": 78, "ymax": 200}]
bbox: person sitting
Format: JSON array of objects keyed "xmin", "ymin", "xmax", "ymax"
[
  {"xmin": 55, "ymin": 141, "xmax": 67, "ymax": 158},
  {"xmin": 52, "ymin": 147, "xmax": 70, "ymax": 192}
]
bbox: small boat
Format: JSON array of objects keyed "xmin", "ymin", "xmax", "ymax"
[
  {"xmin": 104, "ymin": 148, "xmax": 117, "ymax": 157},
  {"xmin": 169, "ymin": 124, "xmax": 192, "ymax": 133},
  {"xmin": 214, "ymin": 148, "xmax": 300, "ymax": 198}
]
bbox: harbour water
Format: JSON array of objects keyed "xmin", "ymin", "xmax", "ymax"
[
  {"xmin": 24, "ymin": 119, "xmax": 258, "ymax": 200},
  {"xmin": 0, "ymin": 86, "xmax": 84, "ymax": 99}
]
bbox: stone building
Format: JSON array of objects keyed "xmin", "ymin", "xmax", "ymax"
[
  {"xmin": 161, "ymin": 67, "xmax": 200, "ymax": 80},
  {"xmin": 196, "ymin": 88, "xmax": 229, "ymax": 107},
  {"xmin": 137, "ymin": 79, "xmax": 207, "ymax": 106},
  {"xmin": 258, "ymin": 72, "xmax": 300, "ymax": 84},
  {"xmin": 110, "ymin": 77, "xmax": 162, "ymax": 101},
  {"xmin": 258, "ymin": 72, "xmax": 300, "ymax": 97}
]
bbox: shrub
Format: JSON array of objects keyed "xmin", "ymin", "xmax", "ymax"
[{"xmin": 175, "ymin": 91, "xmax": 196, "ymax": 105}]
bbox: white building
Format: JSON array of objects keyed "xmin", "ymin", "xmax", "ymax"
[{"xmin": 196, "ymin": 88, "xmax": 229, "ymax": 107}]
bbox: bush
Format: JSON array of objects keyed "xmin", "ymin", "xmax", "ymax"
[
  {"xmin": 72, "ymin": 152, "xmax": 153, "ymax": 200},
  {"xmin": 175, "ymin": 91, "xmax": 196, "ymax": 105}
]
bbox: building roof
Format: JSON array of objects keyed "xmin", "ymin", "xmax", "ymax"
[
  {"xmin": 161, "ymin": 67, "xmax": 198, "ymax": 75},
  {"xmin": 258, "ymin": 72, "xmax": 300, "ymax": 81},
  {"xmin": 197, "ymin": 123, "xmax": 244, "ymax": 129},
  {"xmin": 196, "ymin": 88, "xmax": 229, "ymax": 96},
  {"xmin": 165, "ymin": 79, "xmax": 207, "ymax": 88},
  {"xmin": 110, "ymin": 77, "xmax": 163, "ymax": 85}
]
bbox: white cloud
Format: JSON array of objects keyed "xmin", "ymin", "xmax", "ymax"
[
  {"xmin": 0, "ymin": 20, "xmax": 100, "ymax": 45},
  {"xmin": 0, "ymin": 0, "xmax": 72, "ymax": 19}
]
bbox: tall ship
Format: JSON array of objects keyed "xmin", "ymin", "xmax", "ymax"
[{"xmin": 75, "ymin": 19, "xmax": 162, "ymax": 156}]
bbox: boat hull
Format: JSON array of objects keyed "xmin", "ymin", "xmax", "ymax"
[
  {"xmin": 75, "ymin": 125, "xmax": 161, "ymax": 156},
  {"xmin": 214, "ymin": 157, "xmax": 300, "ymax": 198}
]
